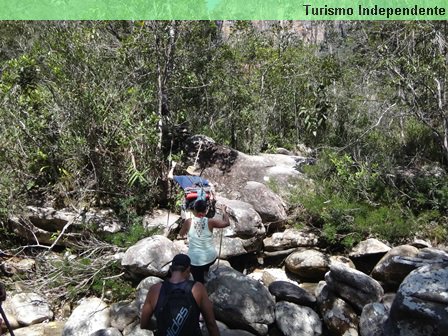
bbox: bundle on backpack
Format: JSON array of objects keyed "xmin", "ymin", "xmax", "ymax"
[
  {"xmin": 173, "ymin": 175, "xmax": 216, "ymax": 218},
  {"xmin": 154, "ymin": 280, "xmax": 201, "ymax": 336}
]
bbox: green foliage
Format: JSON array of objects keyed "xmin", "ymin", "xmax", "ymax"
[
  {"xmin": 90, "ymin": 262, "xmax": 135, "ymax": 302},
  {"xmin": 294, "ymin": 149, "xmax": 441, "ymax": 250},
  {"xmin": 102, "ymin": 222, "xmax": 151, "ymax": 248}
]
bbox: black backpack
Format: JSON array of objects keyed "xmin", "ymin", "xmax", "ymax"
[{"xmin": 155, "ymin": 280, "xmax": 201, "ymax": 336}]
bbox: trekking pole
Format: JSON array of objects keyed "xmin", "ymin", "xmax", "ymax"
[
  {"xmin": 0, "ymin": 303, "xmax": 15, "ymax": 336},
  {"xmin": 216, "ymin": 228, "xmax": 223, "ymax": 269}
]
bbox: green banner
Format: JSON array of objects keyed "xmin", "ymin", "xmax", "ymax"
[{"xmin": 0, "ymin": 0, "xmax": 447, "ymax": 20}]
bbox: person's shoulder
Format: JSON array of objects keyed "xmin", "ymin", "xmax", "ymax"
[
  {"xmin": 191, "ymin": 281, "xmax": 206, "ymax": 294},
  {"xmin": 149, "ymin": 282, "xmax": 163, "ymax": 294}
]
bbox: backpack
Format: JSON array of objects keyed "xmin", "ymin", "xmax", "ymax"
[
  {"xmin": 173, "ymin": 175, "xmax": 216, "ymax": 218},
  {"xmin": 184, "ymin": 187, "xmax": 216, "ymax": 218},
  {"xmin": 155, "ymin": 280, "xmax": 201, "ymax": 336}
]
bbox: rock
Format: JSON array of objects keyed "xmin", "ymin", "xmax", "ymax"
[
  {"xmin": 316, "ymin": 282, "xmax": 359, "ymax": 335},
  {"xmin": 110, "ymin": 301, "xmax": 139, "ymax": 331},
  {"xmin": 121, "ymin": 235, "xmax": 178, "ymax": 277},
  {"xmin": 143, "ymin": 209, "xmax": 181, "ymax": 237},
  {"xmin": 275, "ymin": 301, "xmax": 322, "ymax": 336},
  {"xmin": 371, "ymin": 245, "xmax": 420, "ymax": 287},
  {"xmin": 261, "ymin": 268, "xmax": 298, "ymax": 287},
  {"xmin": 202, "ymin": 320, "xmax": 257, "ymax": 335},
  {"xmin": 216, "ymin": 197, "xmax": 265, "ymax": 238},
  {"xmin": 90, "ymin": 328, "xmax": 123, "ymax": 336},
  {"xmin": 385, "ymin": 263, "xmax": 448, "ymax": 335},
  {"xmin": 349, "ymin": 238, "xmax": 390, "ymax": 274},
  {"xmin": 417, "ymin": 247, "xmax": 448, "ymax": 261},
  {"xmin": 359, "ymin": 303, "xmax": 388, "ymax": 336},
  {"xmin": 276, "ymin": 148, "xmax": 293, "ymax": 155},
  {"xmin": 62, "ymin": 298, "xmax": 110, "ymax": 336},
  {"xmin": 239, "ymin": 181, "xmax": 287, "ymax": 225},
  {"xmin": 0, "ymin": 257, "xmax": 35, "ymax": 276},
  {"xmin": 191, "ymin": 137, "xmax": 310, "ymax": 204},
  {"xmin": 10, "ymin": 293, "xmax": 53, "ymax": 326},
  {"xmin": 122, "ymin": 320, "xmax": 154, "ymax": 335},
  {"xmin": 8, "ymin": 207, "xmax": 123, "ymax": 247},
  {"xmin": 285, "ymin": 249, "xmax": 330, "ymax": 281},
  {"xmin": 325, "ymin": 262, "xmax": 384, "ymax": 312},
  {"xmin": 135, "ymin": 276, "xmax": 163, "ymax": 313},
  {"xmin": 6, "ymin": 321, "xmax": 64, "ymax": 336},
  {"xmin": 263, "ymin": 229, "xmax": 318, "ymax": 252},
  {"xmin": 206, "ymin": 266, "xmax": 275, "ymax": 335},
  {"xmin": 268, "ymin": 281, "xmax": 316, "ymax": 308}
]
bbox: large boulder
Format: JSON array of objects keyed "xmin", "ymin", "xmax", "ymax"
[
  {"xmin": 371, "ymin": 245, "xmax": 420, "ymax": 287},
  {"xmin": 202, "ymin": 321, "xmax": 257, "ymax": 336},
  {"xmin": 142, "ymin": 209, "xmax": 181, "ymax": 237},
  {"xmin": 315, "ymin": 282, "xmax": 359, "ymax": 336},
  {"xmin": 349, "ymin": 238, "xmax": 390, "ymax": 274},
  {"xmin": 238, "ymin": 181, "xmax": 287, "ymax": 225},
  {"xmin": 275, "ymin": 301, "xmax": 322, "ymax": 336},
  {"xmin": 10, "ymin": 293, "xmax": 53, "ymax": 326},
  {"xmin": 285, "ymin": 249, "xmax": 331, "ymax": 281},
  {"xmin": 62, "ymin": 298, "xmax": 110, "ymax": 336},
  {"xmin": 206, "ymin": 266, "xmax": 275, "ymax": 335},
  {"xmin": 184, "ymin": 135, "xmax": 310, "ymax": 212},
  {"xmin": 325, "ymin": 262, "xmax": 384, "ymax": 312},
  {"xmin": 121, "ymin": 235, "xmax": 179, "ymax": 278},
  {"xmin": 206, "ymin": 197, "xmax": 265, "ymax": 259},
  {"xmin": 359, "ymin": 303, "xmax": 389, "ymax": 336},
  {"xmin": 384, "ymin": 263, "xmax": 448, "ymax": 335},
  {"xmin": 5, "ymin": 321, "xmax": 65, "ymax": 336},
  {"xmin": 109, "ymin": 301, "xmax": 139, "ymax": 331},
  {"xmin": 268, "ymin": 281, "xmax": 316, "ymax": 308},
  {"xmin": 263, "ymin": 229, "xmax": 318, "ymax": 252}
]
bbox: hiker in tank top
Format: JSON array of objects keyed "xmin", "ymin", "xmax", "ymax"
[
  {"xmin": 178, "ymin": 200, "xmax": 230, "ymax": 283},
  {"xmin": 140, "ymin": 254, "xmax": 220, "ymax": 336}
]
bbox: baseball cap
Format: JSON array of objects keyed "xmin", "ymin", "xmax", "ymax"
[{"xmin": 172, "ymin": 254, "xmax": 191, "ymax": 268}]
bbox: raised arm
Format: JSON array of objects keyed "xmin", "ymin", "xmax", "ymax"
[
  {"xmin": 209, "ymin": 206, "xmax": 230, "ymax": 229},
  {"xmin": 193, "ymin": 283, "xmax": 220, "ymax": 336}
]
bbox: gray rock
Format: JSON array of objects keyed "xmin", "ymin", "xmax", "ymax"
[
  {"xmin": 121, "ymin": 235, "xmax": 177, "ymax": 277},
  {"xmin": 359, "ymin": 303, "xmax": 388, "ymax": 336},
  {"xmin": 316, "ymin": 282, "xmax": 359, "ymax": 335},
  {"xmin": 110, "ymin": 301, "xmax": 139, "ymax": 331},
  {"xmin": 268, "ymin": 281, "xmax": 316, "ymax": 308},
  {"xmin": 349, "ymin": 238, "xmax": 390, "ymax": 274},
  {"xmin": 371, "ymin": 245, "xmax": 420, "ymax": 286},
  {"xmin": 62, "ymin": 298, "xmax": 110, "ymax": 336},
  {"xmin": 206, "ymin": 266, "xmax": 275, "ymax": 335},
  {"xmin": 239, "ymin": 181, "xmax": 287, "ymax": 224},
  {"xmin": 325, "ymin": 262, "xmax": 384, "ymax": 312},
  {"xmin": 10, "ymin": 293, "xmax": 53, "ymax": 326},
  {"xmin": 90, "ymin": 328, "xmax": 122, "ymax": 336},
  {"xmin": 285, "ymin": 249, "xmax": 330, "ymax": 281},
  {"xmin": 275, "ymin": 301, "xmax": 322, "ymax": 336},
  {"xmin": 385, "ymin": 263, "xmax": 448, "ymax": 335}
]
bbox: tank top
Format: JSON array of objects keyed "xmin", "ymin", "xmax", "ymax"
[{"xmin": 188, "ymin": 216, "xmax": 217, "ymax": 266}]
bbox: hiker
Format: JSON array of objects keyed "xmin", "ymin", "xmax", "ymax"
[
  {"xmin": 140, "ymin": 254, "xmax": 220, "ymax": 336},
  {"xmin": 178, "ymin": 201, "xmax": 230, "ymax": 283}
]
